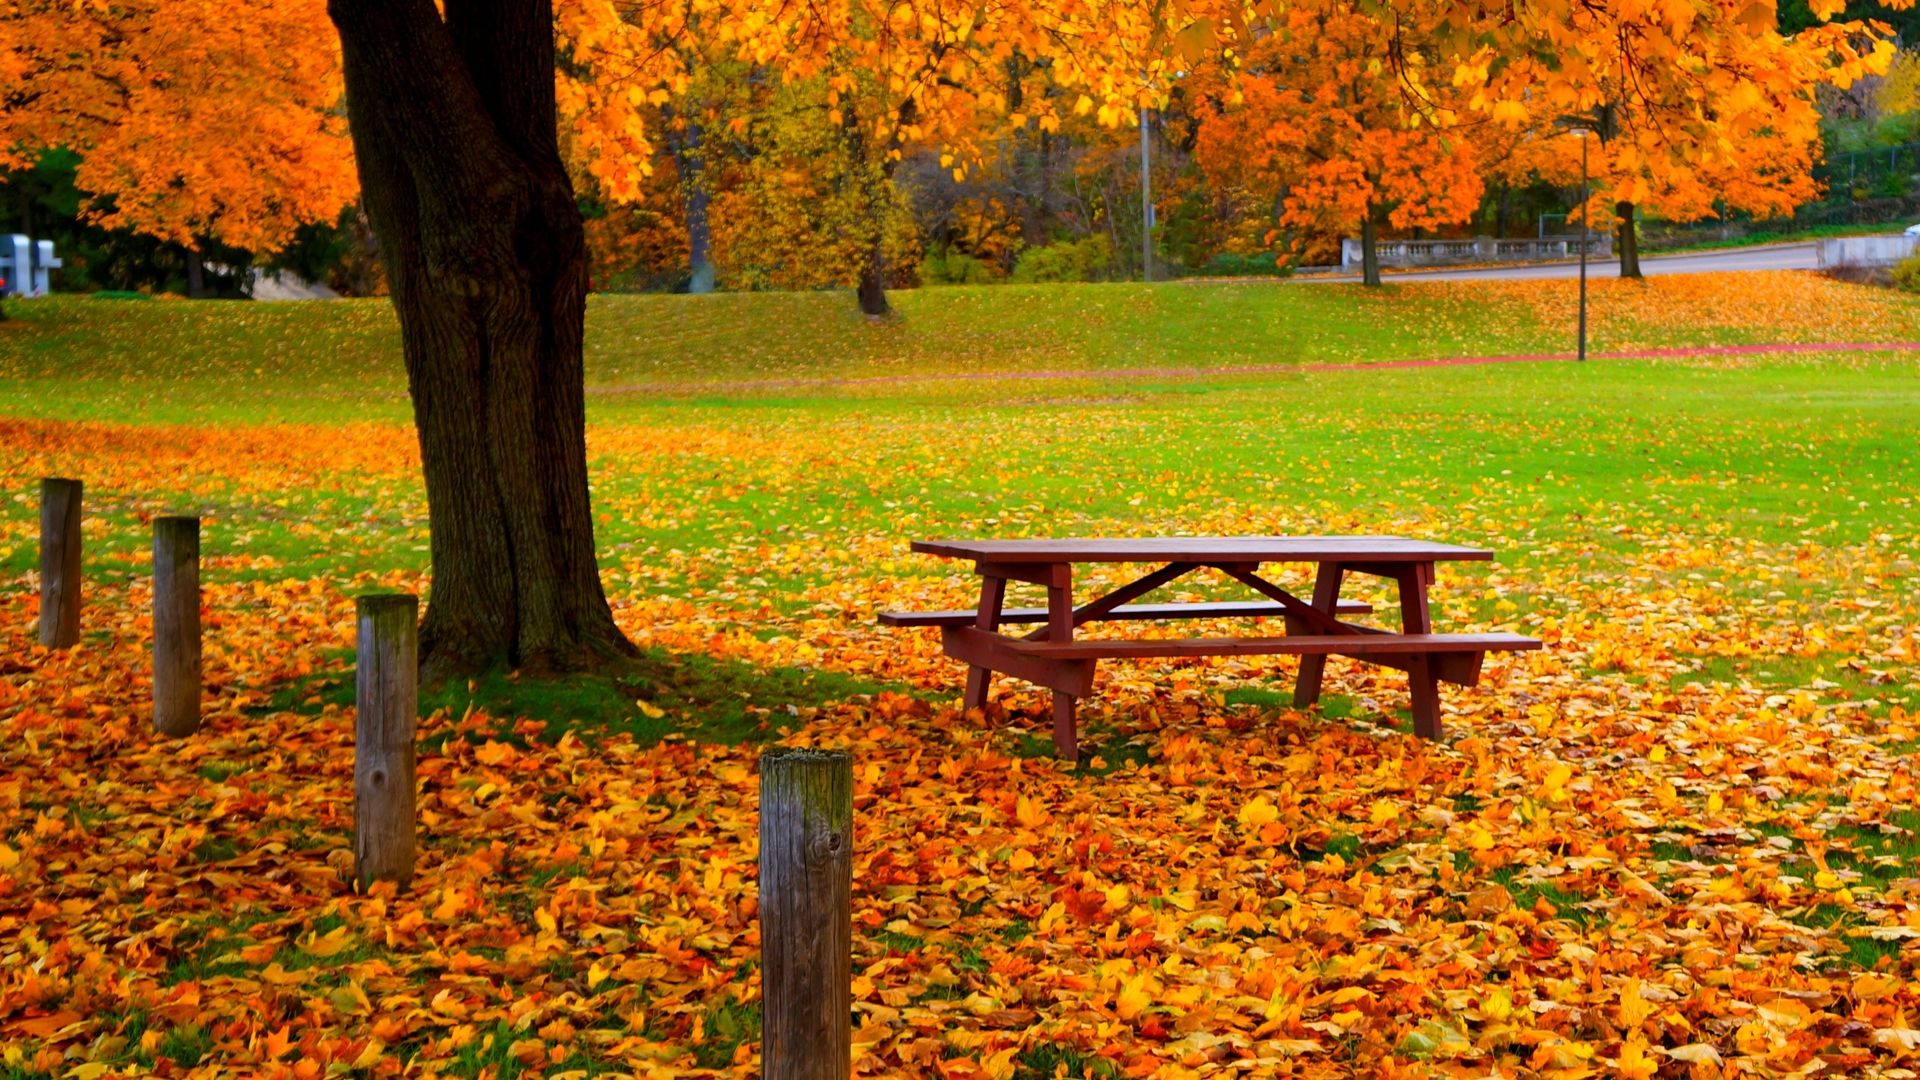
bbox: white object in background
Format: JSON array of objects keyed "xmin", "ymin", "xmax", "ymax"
[
  {"xmin": 2, "ymin": 234, "xmax": 27, "ymax": 296},
  {"xmin": 30, "ymin": 239, "xmax": 60, "ymax": 297}
]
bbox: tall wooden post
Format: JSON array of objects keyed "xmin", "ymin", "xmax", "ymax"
[
  {"xmin": 151, "ymin": 516, "xmax": 201, "ymax": 737},
  {"xmin": 760, "ymin": 748, "xmax": 853, "ymax": 1080},
  {"xmin": 38, "ymin": 478, "xmax": 81, "ymax": 648},
  {"xmin": 354, "ymin": 594, "xmax": 418, "ymax": 891}
]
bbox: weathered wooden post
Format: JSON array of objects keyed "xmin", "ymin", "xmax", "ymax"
[
  {"xmin": 38, "ymin": 478, "xmax": 81, "ymax": 648},
  {"xmin": 151, "ymin": 516, "xmax": 201, "ymax": 736},
  {"xmin": 759, "ymin": 748, "xmax": 853, "ymax": 1080},
  {"xmin": 354, "ymin": 594, "xmax": 418, "ymax": 890}
]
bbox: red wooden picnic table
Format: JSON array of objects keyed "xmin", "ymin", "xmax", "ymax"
[{"xmin": 881, "ymin": 536, "xmax": 1540, "ymax": 759}]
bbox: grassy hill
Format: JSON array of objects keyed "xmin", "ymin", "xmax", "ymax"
[{"xmin": 4, "ymin": 271, "xmax": 1917, "ymax": 423}]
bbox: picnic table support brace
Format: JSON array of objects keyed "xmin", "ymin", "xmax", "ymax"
[
  {"xmin": 1049, "ymin": 571, "xmax": 1076, "ymax": 761},
  {"xmin": 1291, "ymin": 562, "xmax": 1345, "ymax": 708},
  {"xmin": 963, "ymin": 575, "xmax": 1007, "ymax": 712},
  {"xmin": 1397, "ymin": 564, "xmax": 1442, "ymax": 739}
]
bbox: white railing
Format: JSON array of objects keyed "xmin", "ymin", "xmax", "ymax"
[{"xmin": 1341, "ymin": 234, "xmax": 1613, "ymax": 270}]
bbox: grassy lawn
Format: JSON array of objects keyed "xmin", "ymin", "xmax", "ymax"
[{"xmin": 1, "ymin": 274, "xmax": 1918, "ymax": 1076}]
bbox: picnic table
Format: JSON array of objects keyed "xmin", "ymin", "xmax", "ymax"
[{"xmin": 880, "ymin": 536, "xmax": 1541, "ymax": 759}]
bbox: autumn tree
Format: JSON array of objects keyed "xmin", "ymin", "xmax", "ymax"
[
  {"xmin": 564, "ymin": 0, "xmax": 1253, "ymax": 311},
  {"xmin": 1440, "ymin": 0, "xmax": 1892, "ymax": 278},
  {"xmin": 327, "ymin": 0, "xmax": 635, "ymax": 679},
  {"xmin": 1194, "ymin": 4, "xmax": 1484, "ymax": 285},
  {"xmin": 0, "ymin": 0, "xmax": 356, "ymax": 270}
]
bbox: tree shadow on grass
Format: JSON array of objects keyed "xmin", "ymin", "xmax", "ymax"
[{"xmin": 250, "ymin": 644, "xmax": 918, "ymax": 747}]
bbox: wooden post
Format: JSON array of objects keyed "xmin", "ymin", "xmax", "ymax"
[
  {"xmin": 151, "ymin": 516, "xmax": 201, "ymax": 737},
  {"xmin": 354, "ymin": 593, "xmax": 418, "ymax": 891},
  {"xmin": 38, "ymin": 478, "xmax": 81, "ymax": 648},
  {"xmin": 760, "ymin": 748, "xmax": 853, "ymax": 1080}
]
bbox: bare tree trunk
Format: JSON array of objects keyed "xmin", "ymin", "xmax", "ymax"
[
  {"xmin": 330, "ymin": 0, "xmax": 636, "ymax": 682},
  {"xmin": 1361, "ymin": 215, "xmax": 1382, "ymax": 288},
  {"xmin": 841, "ymin": 100, "xmax": 900, "ymax": 317},
  {"xmin": 1616, "ymin": 200, "xmax": 1642, "ymax": 279},
  {"xmin": 856, "ymin": 252, "xmax": 889, "ymax": 316}
]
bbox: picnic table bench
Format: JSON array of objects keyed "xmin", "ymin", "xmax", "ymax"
[{"xmin": 880, "ymin": 536, "xmax": 1540, "ymax": 759}]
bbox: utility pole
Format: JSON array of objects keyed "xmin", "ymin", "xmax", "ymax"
[{"xmin": 1139, "ymin": 104, "xmax": 1154, "ymax": 282}]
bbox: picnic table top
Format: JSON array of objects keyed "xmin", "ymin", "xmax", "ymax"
[{"xmin": 910, "ymin": 535, "xmax": 1492, "ymax": 564}]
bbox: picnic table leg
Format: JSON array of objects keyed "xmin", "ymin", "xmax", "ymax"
[
  {"xmin": 1291, "ymin": 562, "xmax": 1345, "ymax": 709},
  {"xmin": 963, "ymin": 575, "xmax": 1007, "ymax": 712},
  {"xmin": 1398, "ymin": 563, "xmax": 1442, "ymax": 739},
  {"xmin": 1047, "ymin": 569, "xmax": 1077, "ymax": 761}
]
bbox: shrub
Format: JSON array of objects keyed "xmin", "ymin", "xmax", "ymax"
[
  {"xmin": 1009, "ymin": 235, "xmax": 1115, "ymax": 283},
  {"xmin": 919, "ymin": 249, "xmax": 1001, "ymax": 285},
  {"xmin": 1892, "ymin": 251, "xmax": 1920, "ymax": 292}
]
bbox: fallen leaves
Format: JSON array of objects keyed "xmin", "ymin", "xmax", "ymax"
[{"xmin": 1, "ymin": 315, "xmax": 1919, "ymax": 1075}]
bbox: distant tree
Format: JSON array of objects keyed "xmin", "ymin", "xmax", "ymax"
[
  {"xmin": 1194, "ymin": 6, "xmax": 1485, "ymax": 286},
  {"xmin": 1444, "ymin": 0, "xmax": 1894, "ymax": 278},
  {"xmin": 0, "ymin": 0, "xmax": 357, "ymax": 256}
]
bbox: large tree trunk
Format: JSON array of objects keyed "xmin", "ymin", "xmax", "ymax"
[
  {"xmin": 1360, "ymin": 214, "xmax": 1382, "ymax": 288},
  {"xmin": 330, "ymin": 0, "xmax": 635, "ymax": 681},
  {"xmin": 1615, "ymin": 199, "xmax": 1642, "ymax": 279}
]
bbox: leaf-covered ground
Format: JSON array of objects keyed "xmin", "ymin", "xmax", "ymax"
[{"xmin": 2, "ymin": 275, "xmax": 1919, "ymax": 1077}]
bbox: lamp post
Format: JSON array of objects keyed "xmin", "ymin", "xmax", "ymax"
[
  {"xmin": 1574, "ymin": 127, "xmax": 1591, "ymax": 363},
  {"xmin": 1139, "ymin": 104, "xmax": 1154, "ymax": 282}
]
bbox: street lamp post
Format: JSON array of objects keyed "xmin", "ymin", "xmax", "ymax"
[
  {"xmin": 1139, "ymin": 104, "xmax": 1154, "ymax": 282},
  {"xmin": 1576, "ymin": 128, "xmax": 1590, "ymax": 363}
]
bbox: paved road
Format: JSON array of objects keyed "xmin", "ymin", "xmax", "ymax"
[{"xmin": 1315, "ymin": 241, "xmax": 1818, "ymax": 282}]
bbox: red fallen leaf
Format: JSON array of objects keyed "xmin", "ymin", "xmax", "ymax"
[{"xmin": 1061, "ymin": 885, "xmax": 1107, "ymax": 924}]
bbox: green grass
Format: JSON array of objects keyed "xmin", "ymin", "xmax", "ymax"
[
  {"xmin": 0, "ymin": 286, "xmax": 1583, "ymax": 423},
  {"xmin": 9, "ymin": 281, "xmax": 1918, "ymax": 424},
  {"xmin": 1014, "ymin": 1043, "xmax": 1121, "ymax": 1079},
  {"xmin": 4, "ymin": 281, "xmax": 1920, "ymax": 747},
  {"xmin": 1488, "ymin": 867, "xmax": 1598, "ymax": 929}
]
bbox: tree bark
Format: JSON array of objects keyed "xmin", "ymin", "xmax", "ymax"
[
  {"xmin": 329, "ymin": 0, "xmax": 635, "ymax": 681},
  {"xmin": 843, "ymin": 102, "xmax": 895, "ymax": 317},
  {"xmin": 1615, "ymin": 199, "xmax": 1642, "ymax": 279},
  {"xmin": 356, "ymin": 593, "xmax": 419, "ymax": 890},
  {"xmin": 1360, "ymin": 214, "xmax": 1382, "ymax": 288},
  {"xmin": 760, "ymin": 748, "xmax": 853, "ymax": 1078},
  {"xmin": 668, "ymin": 113, "xmax": 716, "ymax": 294},
  {"xmin": 38, "ymin": 477, "xmax": 81, "ymax": 649}
]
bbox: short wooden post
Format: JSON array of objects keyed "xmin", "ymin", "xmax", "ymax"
[
  {"xmin": 760, "ymin": 748, "xmax": 853, "ymax": 1080},
  {"xmin": 38, "ymin": 478, "xmax": 81, "ymax": 648},
  {"xmin": 354, "ymin": 594, "xmax": 418, "ymax": 891},
  {"xmin": 151, "ymin": 516, "xmax": 201, "ymax": 737}
]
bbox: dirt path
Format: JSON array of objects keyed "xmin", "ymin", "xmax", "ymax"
[{"xmin": 588, "ymin": 340, "xmax": 1920, "ymax": 396}]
